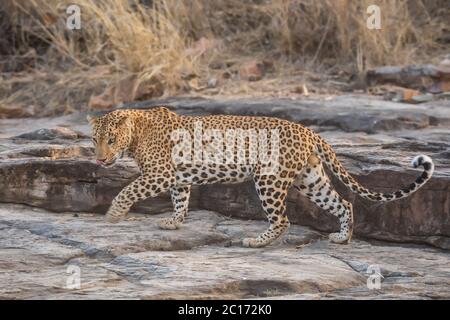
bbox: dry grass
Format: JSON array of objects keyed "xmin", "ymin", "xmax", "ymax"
[{"xmin": 0, "ymin": 0, "xmax": 447, "ymax": 114}]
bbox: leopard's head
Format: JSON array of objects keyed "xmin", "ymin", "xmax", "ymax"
[{"xmin": 87, "ymin": 111, "xmax": 133, "ymax": 167}]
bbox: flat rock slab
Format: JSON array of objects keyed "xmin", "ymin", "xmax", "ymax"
[
  {"xmin": 119, "ymin": 95, "xmax": 450, "ymax": 133},
  {"xmin": 0, "ymin": 204, "xmax": 448, "ymax": 299}
]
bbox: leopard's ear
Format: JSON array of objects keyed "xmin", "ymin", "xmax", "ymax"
[{"xmin": 86, "ymin": 114, "xmax": 97, "ymax": 125}]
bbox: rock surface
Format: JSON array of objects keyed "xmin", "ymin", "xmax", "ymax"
[
  {"xmin": 0, "ymin": 95, "xmax": 448, "ymax": 249},
  {"xmin": 119, "ymin": 95, "xmax": 450, "ymax": 133},
  {"xmin": 13, "ymin": 127, "xmax": 87, "ymax": 141},
  {"xmin": 0, "ymin": 95, "xmax": 449, "ymax": 299},
  {"xmin": 0, "ymin": 203, "xmax": 448, "ymax": 299}
]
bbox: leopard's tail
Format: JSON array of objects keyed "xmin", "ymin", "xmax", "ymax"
[{"xmin": 314, "ymin": 135, "xmax": 434, "ymax": 202}]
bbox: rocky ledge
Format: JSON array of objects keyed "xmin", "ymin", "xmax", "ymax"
[
  {"xmin": 0, "ymin": 95, "xmax": 449, "ymax": 250},
  {"xmin": 1, "ymin": 95, "xmax": 449, "ymax": 299}
]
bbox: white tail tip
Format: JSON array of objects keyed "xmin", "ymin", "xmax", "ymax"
[{"xmin": 411, "ymin": 155, "xmax": 433, "ymax": 169}]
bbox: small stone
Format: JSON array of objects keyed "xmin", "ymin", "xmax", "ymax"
[
  {"xmin": 88, "ymin": 91, "xmax": 113, "ymax": 110},
  {"xmin": 0, "ymin": 104, "xmax": 35, "ymax": 119},
  {"xmin": 13, "ymin": 127, "xmax": 82, "ymax": 140},
  {"xmin": 411, "ymin": 93, "xmax": 434, "ymax": 103},
  {"xmin": 436, "ymin": 55, "xmax": 450, "ymax": 79},
  {"xmin": 113, "ymin": 75, "xmax": 137, "ymax": 103},
  {"xmin": 239, "ymin": 60, "xmax": 265, "ymax": 81},
  {"xmin": 401, "ymin": 88, "xmax": 422, "ymax": 102},
  {"xmin": 428, "ymin": 80, "xmax": 450, "ymax": 94}
]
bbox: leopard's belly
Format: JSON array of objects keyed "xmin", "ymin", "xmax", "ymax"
[{"xmin": 175, "ymin": 164, "xmax": 254, "ymax": 185}]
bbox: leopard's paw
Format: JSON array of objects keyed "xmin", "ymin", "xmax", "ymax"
[
  {"xmin": 105, "ymin": 213, "xmax": 126, "ymax": 224},
  {"xmin": 242, "ymin": 237, "xmax": 265, "ymax": 248},
  {"xmin": 328, "ymin": 232, "xmax": 350, "ymax": 244},
  {"xmin": 157, "ymin": 218, "xmax": 180, "ymax": 230}
]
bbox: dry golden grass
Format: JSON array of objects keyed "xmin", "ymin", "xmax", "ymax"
[{"xmin": 0, "ymin": 0, "xmax": 447, "ymax": 114}]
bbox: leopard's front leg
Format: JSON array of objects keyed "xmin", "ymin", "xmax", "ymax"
[
  {"xmin": 106, "ymin": 174, "xmax": 175, "ymax": 223},
  {"xmin": 158, "ymin": 185, "xmax": 191, "ymax": 230}
]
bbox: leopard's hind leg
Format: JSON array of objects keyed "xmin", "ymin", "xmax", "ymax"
[
  {"xmin": 158, "ymin": 185, "xmax": 191, "ymax": 230},
  {"xmin": 294, "ymin": 154, "xmax": 353, "ymax": 244},
  {"xmin": 242, "ymin": 171, "xmax": 293, "ymax": 248}
]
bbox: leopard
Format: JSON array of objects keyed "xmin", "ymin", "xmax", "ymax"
[{"xmin": 87, "ymin": 107, "xmax": 434, "ymax": 248}]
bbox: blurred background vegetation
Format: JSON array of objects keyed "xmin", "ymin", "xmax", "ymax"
[{"xmin": 0, "ymin": 0, "xmax": 448, "ymax": 115}]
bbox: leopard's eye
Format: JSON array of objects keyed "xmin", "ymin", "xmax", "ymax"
[{"xmin": 108, "ymin": 137, "xmax": 115, "ymax": 145}]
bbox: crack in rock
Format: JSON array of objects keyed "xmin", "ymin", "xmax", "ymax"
[
  {"xmin": 329, "ymin": 255, "xmax": 424, "ymax": 279},
  {"xmin": 1, "ymin": 219, "xmax": 114, "ymax": 261}
]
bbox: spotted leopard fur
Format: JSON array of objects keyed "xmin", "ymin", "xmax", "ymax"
[{"xmin": 88, "ymin": 107, "xmax": 434, "ymax": 248}]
